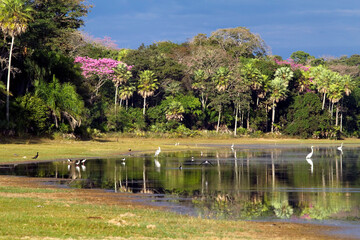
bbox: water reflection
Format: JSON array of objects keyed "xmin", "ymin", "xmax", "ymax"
[{"xmin": 1, "ymin": 145, "xmax": 360, "ymax": 222}]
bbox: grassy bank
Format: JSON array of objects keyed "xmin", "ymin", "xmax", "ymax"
[
  {"xmin": 1, "ymin": 136, "xmax": 359, "ymax": 164},
  {"xmin": 0, "ymin": 136, "xmax": 357, "ymax": 239},
  {"xmin": 0, "ymin": 176, "xmax": 341, "ymax": 240}
]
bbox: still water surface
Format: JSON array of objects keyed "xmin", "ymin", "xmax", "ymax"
[{"xmin": 1, "ymin": 144, "xmax": 360, "ymax": 225}]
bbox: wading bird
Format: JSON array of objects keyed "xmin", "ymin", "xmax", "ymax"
[
  {"xmin": 32, "ymin": 152, "xmax": 39, "ymax": 159},
  {"xmin": 154, "ymin": 147, "xmax": 161, "ymax": 157},
  {"xmin": 306, "ymin": 146, "xmax": 314, "ymax": 159}
]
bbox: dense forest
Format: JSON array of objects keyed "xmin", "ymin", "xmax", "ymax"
[{"xmin": 1, "ymin": 0, "xmax": 360, "ymax": 139}]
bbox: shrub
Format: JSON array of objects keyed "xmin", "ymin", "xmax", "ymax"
[
  {"xmin": 14, "ymin": 94, "xmax": 51, "ymax": 135},
  {"xmin": 285, "ymin": 93, "xmax": 331, "ymax": 138}
]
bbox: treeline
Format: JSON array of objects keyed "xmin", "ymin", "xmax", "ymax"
[{"xmin": 1, "ymin": 0, "xmax": 360, "ymax": 139}]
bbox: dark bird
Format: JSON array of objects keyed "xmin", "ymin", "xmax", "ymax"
[
  {"xmin": 128, "ymin": 148, "xmax": 132, "ymax": 152},
  {"xmin": 179, "ymin": 165, "xmax": 183, "ymax": 170},
  {"xmin": 200, "ymin": 160, "xmax": 213, "ymax": 166},
  {"xmin": 32, "ymin": 152, "xmax": 39, "ymax": 159}
]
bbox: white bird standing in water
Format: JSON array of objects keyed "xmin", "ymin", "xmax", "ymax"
[
  {"xmin": 154, "ymin": 147, "xmax": 161, "ymax": 157},
  {"xmin": 306, "ymin": 146, "xmax": 314, "ymax": 159},
  {"xmin": 337, "ymin": 143, "xmax": 343, "ymax": 152}
]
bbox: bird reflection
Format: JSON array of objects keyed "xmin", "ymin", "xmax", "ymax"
[
  {"xmin": 154, "ymin": 159, "xmax": 161, "ymax": 168},
  {"xmin": 306, "ymin": 158, "xmax": 314, "ymax": 174},
  {"xmin": 337, "ymin": 143, "xmax": 343, "ymax": 154},
  {"xmin": 67, "ymin": 158, "xmax": 87, "ymax": 180}
]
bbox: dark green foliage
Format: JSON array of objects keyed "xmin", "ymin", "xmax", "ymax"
[
  {"xmin": 14, "ymin": 94, "xmax": 51, "ymax": 134},
  {"xmin": 290, "ymin": 51, "xmax": 313, "ymax": 64},
  {"xmin": 285, "ymin": 93, "xmax": 331, "ymax": 138},
  {"xmin": 1, "ymin": 0, "xmax": 359, "ymax": 139},
  {"xmin": 342, "ymin": 88, "xmax": 360, "ymax": 136},
  {"xmin": 106, "ymin": 107, "xmax": 145, "ymax": 132},
  {"xmin": 22, "ymin": 0, "xmax": 89, "ymax": 53}
]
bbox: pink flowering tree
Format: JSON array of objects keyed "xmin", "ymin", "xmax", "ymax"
[
  {"xmin": 274, "ymin": 58, "xmax": 312, "ymax": 93},
  {"xmin": 74, "ymin": 56, "xmax": 133, "ymax": 109}
]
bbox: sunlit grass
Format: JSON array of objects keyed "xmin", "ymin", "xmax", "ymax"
[{"xmin": 0, "ymin": 193, "xmax": 251, "ymax": 239}]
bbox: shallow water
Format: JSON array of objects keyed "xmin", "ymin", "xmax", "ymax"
[{"xmin": 1, "ymin": 144, "xmax": 360, "ymax": 237}]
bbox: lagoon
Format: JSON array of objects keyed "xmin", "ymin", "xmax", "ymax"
[{"xmin": 1, "ymin": 144, "xmax": 360, "ymax": 225}]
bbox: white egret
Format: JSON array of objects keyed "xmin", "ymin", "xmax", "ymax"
[
  {"xmin": 306, "ymin": 146, "xmax": 314, "ymax": 159},
  {"xmin": 154, "ymin": 147, "xmax": 161, "ymax": 157},
  {"xmin": 81, "ymin": 159, "xmax": 87, "ymax": 165},
  {"xmin": 231, "ymin": 143, "xmax": 234, "ymax": 151}
]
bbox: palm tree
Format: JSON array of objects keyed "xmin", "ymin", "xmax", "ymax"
[
  {"xmin": 310, "ymin": 65, "xmax": 332, "ymax": 110},
  {"xmin": 0, "ymin": 0, "xmax": 33, "ymax": 122},
  {"xmin": 192, "ymin": 69, "xmax": 208, "ymax": 109},
  {"xmin": 270, "ymin": 67, "xmax": 293, "ymax": 133},
  {"xmin": 212, "ymin": 66, "xmax": 232, "ymax": 132},
  {"xmin": 35, "ymin": 76, "xmax": 84, "ymax": 131},
  {"xmin": 119, "ymin": 82, "xmax": 136, "ymax": 110},
  {"xmin": 241, "ymin": 62, "xmax": 264, "ymax": 106},
  {"xmin": 112, "ymin": 63, "xmax": 132, "ymax": 112},
  {"xmin": 137, "ymin": 70, "xmax": 159, "ymax": 115}
]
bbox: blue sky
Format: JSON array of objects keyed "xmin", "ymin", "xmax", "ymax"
[{"xmin": 83, "ymin": 0, "xmax": 360, "ymax": 59}]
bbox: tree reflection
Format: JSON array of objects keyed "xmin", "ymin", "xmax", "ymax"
[{"xmin": 5, "ymin": 146, "xmax": 360, "ymax": 221}]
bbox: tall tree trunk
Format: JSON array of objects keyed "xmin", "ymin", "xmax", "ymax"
[
  {"xmin": 340, "ymin": 112, "xmax": 343, "ymax": 132},
  {"xmin": 335, "ymin": 104, "xmax": 339, "ymax": 126},
  {"xmin": 216, "ymin": 106, "xmax": 221, "ymax": 133},
  {"xmin": 6, "ymin": 36, "xmax": 15, "ymax": 122},
  {"xmin": 126, "ymin": 98, "xmax": 128, "ymax": 110},
  {"xmin": 234, "ymin": 104, "xmax": 238, "ymax": 136},
  {"xmin": 271, "ymin": 99, "xmax": 275, "ymax": 133},
  {"xmin": 247, "ymin": 109, "xmax": 250, "ymax": 129},
  {"xmin": 201, "ymin": 92, "xmax": 205, "ymax": 109},
  {"xmin": 322, "ymin": 92, "xmax": 326, "ymax": 110},
  {"xmin": 114, "ymin": 85, "xmax": 118, "ymax": 113},
  {"xmin": 143, "ymin": 96, "xmax": 146, "ymax": 115}
]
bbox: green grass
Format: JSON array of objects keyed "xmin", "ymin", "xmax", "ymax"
[
  {"xmin": 0, "ymin": 196, "xmax": 249, "ymax": 239},
  {"xmin": 1, "ymin": 136, "xmax": 359, "ymax": 164},
  {"xmin": 0, "ymin": 136, "xmax": 348, "ymax": 239},
  {"xmin": 0, "ymin": 186, "xmax": 65, "ymax": 193}
]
